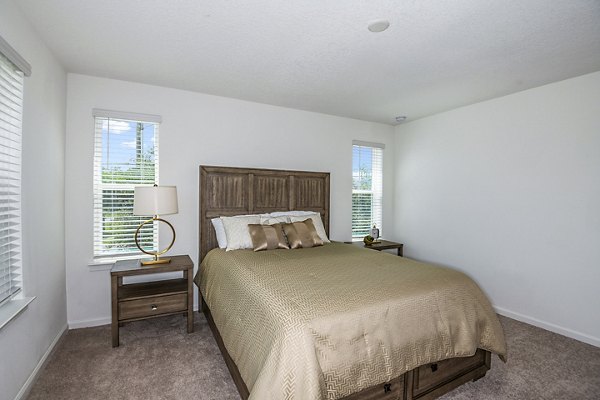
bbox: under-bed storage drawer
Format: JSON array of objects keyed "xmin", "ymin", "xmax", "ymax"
[
  {"xmin": 412, "ymin": 349, "xmax": 488, "ymax": 397},
  {"xmin": 343, "ymin": 374, "xmax": 405, "ymax": 400}
]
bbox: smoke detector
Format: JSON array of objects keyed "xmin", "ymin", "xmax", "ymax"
[{"xmin": 368, "ymin": 20, "xmax": 390, "ymax": 33}]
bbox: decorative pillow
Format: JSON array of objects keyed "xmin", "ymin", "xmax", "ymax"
[
  {"xmin": 289, "ymin": 213, "xmax": 330, "ymax": 243},
  {"xmin": 259, "ymin": 214, "xmax": 291, "ymax": 225},
  {"xmin": 220, "ymin": 214, "xmax": 261, "ymax": 251},
  {"xmin": 282, "ymin": 219, "xmax": 324, "ymax": 249},
  {"xmin": 248, "ymin": 224, "xmax": 290, "ymax": 251},
  {"xmin": 211, "ymin": 218, "xmax": 228, "ymax": 249}
]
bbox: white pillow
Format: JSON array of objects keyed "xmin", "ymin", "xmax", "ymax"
[
  {"xmin": 210, "ymin": 218, "xmax": 228, "ymax": 249},
  {"xmin": 221, "ymin": 214, "xmax": 261, "ymax": 251},
  {"xmin": 290, "ymin": 213, "xmax": 330, "ymax": 243},
  {"xmin": 270, "ymin": 210, "xmax": 315, "ymax": 217},
  {"xmin": 259, "ymin": 214, "xmax": 291, "ymax": 225}
]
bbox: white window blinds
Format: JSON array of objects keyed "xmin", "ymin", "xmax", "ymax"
[
  {"xmin": 0, "ymin": 51, "xmax": 24, "ymax": 304},
  {"xmin": 352, "ymin": 141, "xmax": 383, "ymax": 238},
  {"xmin": 93, "ymin": 111, "xmax": 160, "ymax": 259}
]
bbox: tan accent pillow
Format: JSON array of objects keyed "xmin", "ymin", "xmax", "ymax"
[
  {"xmin": 289, "ymin": 213, "xmax": 330, "ymax": 243},
  {"xmin": 282, "ymin": 219, "xmax": 324, "ymax": 249},
  {"xmin": 248, "ymin": 224, "xmax": 290, "ymax": 252}
]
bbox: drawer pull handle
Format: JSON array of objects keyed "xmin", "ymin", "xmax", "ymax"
[
  {"xmin": 430, "ymin": 363, "xmax": 438, "ymax": 372},
  {"xmin": 151, "ymin": 304, "xmax": 158, "ymax": 311},
  {"xmin": 383, "ymin": 383, "xmax": 392, "ymax": 393}
]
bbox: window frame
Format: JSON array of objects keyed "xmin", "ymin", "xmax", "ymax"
[
  {"xmin": 351, "ymin": 141, "xmax": 384, "ymax": 239},
  {"xmin": 92, "ymin": 109, "xmax": 162, "ymax": 261},
  {"xmin": 0, "ymin": 35, "xmax": 34, "ymax": 326},
  {"xmin": 0, "ymin": 48, "xmax": 25, "ymax": 307}
]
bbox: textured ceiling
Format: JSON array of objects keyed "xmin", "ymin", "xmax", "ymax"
[{"xmin": 17, "ymin": 0, "xmax": 600, "ymax": 125}]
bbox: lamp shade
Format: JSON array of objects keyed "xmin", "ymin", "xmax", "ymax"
[{"xmin": 133, "ymin": 185, "xmax": 178, "ymax": 216}]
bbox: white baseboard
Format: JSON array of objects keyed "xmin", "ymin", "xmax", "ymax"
[
  {"xmin": 494, "ymin": 305, "xmax": 600, "ymax": 348},
  {"xmin": 68, "ymin": 317, "xmax": 111, "ymax": 329},
  {"xmin": 14, "ymin": 323, "xmax": 68, "ymax": 400}
]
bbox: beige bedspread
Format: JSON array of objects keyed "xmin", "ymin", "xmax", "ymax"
[{"xmin": 196, "ymin": 242, "xmax": 506, "ymax": 400}]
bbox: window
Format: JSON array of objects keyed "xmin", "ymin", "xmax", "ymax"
[
  {"xmin": 92, "ymin": 109, "xmax": 161, "ymax": 259},
  {"xmin": 352, "ymin": 141, "xmax": 383, "ymax": 238},
  {"xmin": 0, "ymin": 36, "xmax": 30, "ymax": 305}
]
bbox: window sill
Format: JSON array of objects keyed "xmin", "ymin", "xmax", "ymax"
[{"xmin": 0, "ymin": 296, "xmax": 35, "ymax": 331}]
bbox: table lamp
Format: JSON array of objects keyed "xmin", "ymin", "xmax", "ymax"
[{"xmin": 133, "ymin": 184, "xmax": 178, "ymax": 265}]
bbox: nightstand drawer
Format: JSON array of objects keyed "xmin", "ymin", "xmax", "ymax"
[{"xmin": 119, "ymin": 293, "xmax": 187, "ymax": 320}]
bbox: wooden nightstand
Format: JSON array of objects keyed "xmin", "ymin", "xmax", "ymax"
[
  {"xmin": 347, "ymin": 240, "xmax": 404, "ymax": 256},
  {"xmin": 110, "ymin": 255, "xmax": 194, "ymax": 347}
]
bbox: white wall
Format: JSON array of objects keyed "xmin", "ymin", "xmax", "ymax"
[
  {"xmin": 0, "ymin": 1, "xmax": 67, "ymax": 399},
  {"xmin": 394, "ymin": 71, "xmax": 600, "ymax": 346},
  {"xmin": 65, "ymin": 74, "xmax": 395, "ymax": 327}
]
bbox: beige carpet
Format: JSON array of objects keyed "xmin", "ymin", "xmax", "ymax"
[{"xmin": 27, "ymin": 314, "xmax": 600, "ymax": 400}]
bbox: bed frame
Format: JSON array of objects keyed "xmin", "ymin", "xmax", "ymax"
[{"xmin": 198, "ymin": 165, "xmax": 491, "ymax": 400}]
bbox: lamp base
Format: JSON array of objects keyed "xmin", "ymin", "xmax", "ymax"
[
  {"xmin": 135, "ymin": 216, "xmax": 177, "ymax": 267},
  {"xmin": 141, "ymin": 257, "xmax": 171, "ymax": 266}
]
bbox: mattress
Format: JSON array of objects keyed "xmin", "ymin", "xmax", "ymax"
[{"xmin": 195, "ymin": 242, "xmax": 506, "ymax": 400}]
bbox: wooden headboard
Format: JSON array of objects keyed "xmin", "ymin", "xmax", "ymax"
[{"xmin": 199, "ymin": 165, "xmax": 330, "ymax": 262}]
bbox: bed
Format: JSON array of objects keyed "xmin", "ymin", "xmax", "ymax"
[{"xmin": 196, "ymin": 165, "xmax": 506, "ymax": 400}]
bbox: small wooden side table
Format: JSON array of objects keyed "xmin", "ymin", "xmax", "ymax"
[
  {"xmin": 347, "ymin": 240, "xmax": 404, "ymax": 256},
  {"xmin": 110, "ymin": 255, "xmax": 194, "ymax": 347}
]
